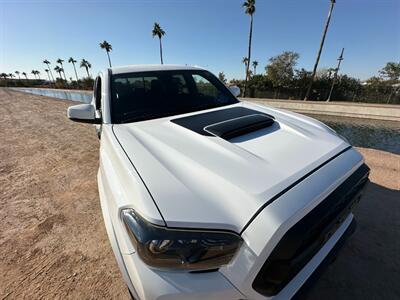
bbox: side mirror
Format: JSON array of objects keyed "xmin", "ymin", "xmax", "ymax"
[
  {"xmin": 67, "ymin": 104, "xmax": 101, "ymax": 124},
  {"xmin": 229, "ymin": 85, "xmax": 241, "ymax": 97}
]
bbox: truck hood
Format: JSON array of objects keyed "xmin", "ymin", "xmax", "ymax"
[{"xmin": 112, "ymin": 102, "xmax": 349, "ymax": 233}]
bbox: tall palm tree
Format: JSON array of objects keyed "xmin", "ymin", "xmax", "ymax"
[
  {"xmin": 80, "ymin": 59, "xmax": 92, "ymax": 77},
  {"xmin": 43, "ymin": 59, "xmax": 55, "ymax": 81},
  {"xmin": 36, "ymin": 70, "xmax": 41, "ymax": 80},
  {"xmin": 304, "ymin": 0, "xmax": 336, "ymax": 100},
  {"xmin": 8, "ymin": 73, "xmax": 14, "ymax": 79},
  {"xmin": 22, "ymin": 72, "xmax": 28, "ymax": 79},
  {"xmin": 99, "ymin": 40, "xmax": 113, "ymax": 67},
  {"xmin": 58, "ymin": 69, "xmax": 63, "ymax": 80},
  {"xmin": 31, "ymin": 70, "xmax": 37, "ymax": 79},
  {"xmin": 0, "ymin": 73, "xmax": 8, "ymax": 80},
  {"xmin": 242, "ymin": 0, "xmax": 255, "ymax": 97},
  {"xmin": 15, "ymin": 71, "xmax": 20, "ymax": 79},
  {"xmin": 242, "ymin": 57, "xmax": 251, "ymax": 86},
  {"xmin": 152, "ymin": 22, "xmax": 166, "ymax": 64},
  {"xmin": 54, "ymin": 66, "xmax": 63, "ymax": 79},
  {"xmin": 44, "ymin": 69, "xmax": 51, "ymax": 81},
  {"xmin": 68, "ymin": 57, "xmax": 79, "ymax": 81},
  {"xmin": 56, "ymin": 58, "xmax": 67, "ymax": 80},
  {"xmin": 252, "ymin": 60, "xmax": 258, "ymax": 75},
  {"xmin": 242, "ymin": 57, "xmax": 249, "ymax": 74}
]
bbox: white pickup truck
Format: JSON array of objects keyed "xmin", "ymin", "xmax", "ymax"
[{"xmin": 68, "ymin": 65, "xmax": 369, "ymax": 300}]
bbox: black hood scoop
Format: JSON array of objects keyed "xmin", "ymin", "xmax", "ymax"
[
  {"xmin": 204, "ymin": 114, "xmax": 274, "ymax": 139},
  {"xmin": 171, "ymin": 107, "xmax": 275, "ymax": 140}
]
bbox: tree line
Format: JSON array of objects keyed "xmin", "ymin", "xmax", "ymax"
[
  {"xmin": 1, "ymin": 57, "xmax": 94, "ymax": 90},
  {"xmin": 220, "ymin": 51, "xmax": 400, "ymax": 104}
]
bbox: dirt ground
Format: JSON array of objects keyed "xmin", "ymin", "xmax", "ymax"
[{"xmin": 0, "ymin": 88, "xmax": 399, "ymax": 300}]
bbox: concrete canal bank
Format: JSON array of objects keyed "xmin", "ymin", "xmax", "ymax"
[{"xmin": 242, "ymin": 97, "xmax": 400, "ymax": 122}]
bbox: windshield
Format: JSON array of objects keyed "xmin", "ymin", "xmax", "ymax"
[{"xmin": 110, "ymin": 70, "xmax": 238, "ymax": 123}]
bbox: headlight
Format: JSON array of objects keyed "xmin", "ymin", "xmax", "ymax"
[{"xmin": 122, "ymin": 209, "xmax": 243, "ymax": 270}]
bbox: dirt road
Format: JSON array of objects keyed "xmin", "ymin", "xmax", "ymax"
[{"xmin": 0, "ymin": 89, "xmax": 399, "ymax": 299}]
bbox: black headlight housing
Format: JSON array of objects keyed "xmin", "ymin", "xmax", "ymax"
[{"xmin": 122, "ymin": 209, "xmax": 243, "ymax": 271}]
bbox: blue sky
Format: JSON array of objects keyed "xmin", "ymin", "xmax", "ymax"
[{"xmin": 1, "ymin": 0, "xmax": 399, "ymax": 80}]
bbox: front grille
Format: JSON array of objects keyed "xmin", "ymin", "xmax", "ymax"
[{"xmin": 252, "ymin": 163, "xmax": 370, "ymax": 297}]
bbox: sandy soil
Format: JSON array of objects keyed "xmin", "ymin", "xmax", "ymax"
[{"xmin": 0, "ymin": 88, "xmax": 399, "ymax": 299}]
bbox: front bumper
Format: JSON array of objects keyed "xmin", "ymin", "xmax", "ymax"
[{"xmin": 123, "ymin": 250, "xmax": 245, "ymax": 300}]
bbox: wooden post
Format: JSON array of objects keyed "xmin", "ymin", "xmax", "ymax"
[{"xmin": 327, "ymin": 47, "xmax": 344, "ymax": 102}]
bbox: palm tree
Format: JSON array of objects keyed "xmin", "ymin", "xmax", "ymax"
[
  {"xmin": 99, "ymin": 40, "xmax": 113, "ymax": 67},
  {"xmin": 44, "ymin": 69, "xmax": 51, "ymax": 81},
  {"xmin": 35, "ymin": 70, "xmax": 41, "ymax": 80},
  {"xmin": 43, "ymin": 59, "xmax": 55, "ymax": 81},
  {"xmin": 31, "ymin": 70, "xmax": 37, "ymax": 79},
  {"xmin": 8, "ymin": 73, "xmax": 14, "ymax": 79},
  {"xmin": 15, "ymin": 71, "xmax": 20, "ymax": 79},
  {"xmin": 252, "ymin": 60, "xmax": 258, "ymax": 75},
  {"xmin": 0, "ymin": 73, "xmax": 8, "ymax": 86},
  {"xmin": 68, "ymin": 57, "xmax": 79, "ymax": 81},
  {"xmin": 54, "ymin": 66, "xmax": 63, "ymax": 79},
  {"xmin": 242, "ymin": 57, "xmax": 249, "ymax": 74},
  {"xmin": 152, "ymin": 22, "xmax": 166, "ymax": 64},
  {"xmin": 218, "ymin": 72, "xmax": 227, "ymax": 84},
  {"xmin": 304, "ymin": 0, "xmax": 336, "ymax": 100},
  {"xmin": 22, "ymin": 72, "xmax": 28, "ymax": 79},
  {"xmin": 242, "ymin": 0, "xmax": 256, "ymax": 97},
  {"xmin": 56, "ymin": 58, "xmax": 67, "ymax": 80},
  {"xmin": 58, "ymin": 69, "xmax": 63, "ymax": 80},
  {"xmin": 80, "ymin": 59, "xmax": 92, "ymax": 77}
]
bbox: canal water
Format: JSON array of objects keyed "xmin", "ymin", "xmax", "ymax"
[
  {"xmin": 14, "ymin": 87, "xmax": 92, "ymax": 103},
  {"xmin": 307, "ymin": 114, "xmax": 399, "ymax": 155},
  {"xmin": 13, "ymin": 88, "xmax": 400, "ymax": 154}
]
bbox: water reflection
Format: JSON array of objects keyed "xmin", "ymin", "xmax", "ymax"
[
  {"xmin": 14, "ymin": 88, "xmax": 92, "ymax": 103},
  {"xmin": 309, "ymin": 114, "xmax": 400, "ymax": 155}
]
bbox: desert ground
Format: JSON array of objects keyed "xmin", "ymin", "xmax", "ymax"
[{"xmin": 0, "ymin": 88, "xmax": 399, "ymax": 299}]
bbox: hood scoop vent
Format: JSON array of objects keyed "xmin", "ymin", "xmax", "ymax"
[
  {"xmin": 171, "ymin": 107, "xmax": 275, "ymax": 139},
  {"xmin": 205, "ymin": 114, "xmax": 275, "ymax": 140}
]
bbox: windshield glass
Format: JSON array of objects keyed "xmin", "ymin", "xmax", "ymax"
[{"xmin": 110, "ymin": 70, "xmax": 238, "ymax": 123}]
